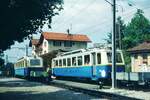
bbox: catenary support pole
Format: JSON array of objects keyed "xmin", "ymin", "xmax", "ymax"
[{"xmin": 112, "ymin": 0, "xmax": 116, "ymax": 89}]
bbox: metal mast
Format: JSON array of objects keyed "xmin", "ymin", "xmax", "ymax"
[{"xmin": 112, "ymin": 0, "xmax": 116, "ymax": 89}]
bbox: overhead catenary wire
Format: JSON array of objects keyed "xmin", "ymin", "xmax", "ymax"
[
  {"xmin": 52, "ymin": 0, "xmax": 81, "ymax": 25},
  {"xmin": 50, "ymin": 0, "xmax": 150, "ymax": 38},
  {"xmin": 53, "ymin": 0, "xmax": 98, "ymax": 31},
  {"xmin": 74, "ymin": 3, "xmax": 150, "ymax": 35}
]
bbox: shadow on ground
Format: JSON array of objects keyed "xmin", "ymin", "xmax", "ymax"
[
  {"xmin": 0, "ymin": 78, "xmax": 44, "ymax": 88},
  {"xmin": 0, "ymin": 89, "xmax": 102, "ymax": 100}
]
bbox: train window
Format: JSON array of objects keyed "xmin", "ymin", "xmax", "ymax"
[
  {"xmin": 84, "ymin": 55, "xmax": 90, "ymax": 65},
  {"xmin": 107, "ymin": 53, "xmax": 112, "ymax": 63},
  {"xmin": 72, "ymin": 57, "xmax": 76, "ymax": 66},
  {"xmin": 116, "ymin": 53, "xmax": 122, "ymax": 63},
  {"xmin": 107, "ymin": 52, "xmax": 122, "ymax": 63},
  {"xmin": 67, "ymin": 58, "xmax": 71, "ymax": 66},
  {"xmin": 78, "ymin": 56, "xmax": 82, "ymax": 66},
  {"xmin": 30, "ymin": 59, "xmax": 41, "ymax": 66},
  {"xmin": 59, "ymin": 59, "xmax": 62, "ymax": 67},
  {"xmin": 97, "ymin": 53, "xmax": 101, "ymax": 64},
  {"xmin": 63, "ymin": 59, "xmax": 66, "ymax": 66},
  {"xmin": 56, "ymin": 60, "xmax": 58, "ymax": 66}
]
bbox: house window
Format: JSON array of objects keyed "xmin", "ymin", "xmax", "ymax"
[
  {"xmin": 64, "ymin": 41, "xmax": 72, "ymax": 47},
  {"xmin": 53, "ymin": 41, "xmax": 61, "ymax": 46},
  {"xmin": 134, "ymin": 54, "xmax": 138, "ymax": 59},
  {"xmin": 142, "ymin": 53, "xmax": 148, "ymax": 64},
  {"xmin": 143, "ymin": 53, "xmax": 147, "ymax": 59}
]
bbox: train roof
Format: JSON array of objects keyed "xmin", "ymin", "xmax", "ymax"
[
  {"xmin": 16, "ymin": 56, "xmax": 42, "ymax": 62},
  {"xmin": 55, "ymin": 47, "xmax": 122, "ymax": 58}
]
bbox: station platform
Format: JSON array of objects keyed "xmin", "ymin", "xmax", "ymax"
[{"xmin": 52, "ymin": 79, "xmax": 150, "ymax": 100}]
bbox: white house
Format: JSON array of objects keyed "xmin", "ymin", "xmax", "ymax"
[{"xmin": 32, "ymin": 32, "xmax": 91, "ymax": 55}]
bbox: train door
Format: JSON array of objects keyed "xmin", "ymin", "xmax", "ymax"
[{"xmin": 91, "ymin": 52, "xmax": 97, "ymax": 78}]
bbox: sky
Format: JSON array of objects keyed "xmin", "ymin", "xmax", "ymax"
[{"xmin": 4, "ymin": 0, "xmax": 150, "ymax": 63}]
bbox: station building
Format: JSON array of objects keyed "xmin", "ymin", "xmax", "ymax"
[{"xmin": 128, "ymin": 41, "xmax": 150, "ymax": 72}]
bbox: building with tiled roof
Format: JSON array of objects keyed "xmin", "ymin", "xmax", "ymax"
[
  {"xmin": 128, "ymin": 41, "xmax": 150, "ymax": 72},
  {"xmin": 128, "ymin": 41, "xmax": 150, "ymax": 52},
  {"xmin": 37, "ymin": 32, "xmax": 91, "ymax": 55},
  {"xmin": 41, "ymin": 32, "xmax": 91, "ymax": 42}
]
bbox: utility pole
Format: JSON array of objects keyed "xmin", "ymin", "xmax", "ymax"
[
  {"xmin": 104, "ymin": 0, "xmax": 117, "ymax": 89},
  {"xmin": 112, "ymin": 0, "xmax": 116, "ymax": 89}
]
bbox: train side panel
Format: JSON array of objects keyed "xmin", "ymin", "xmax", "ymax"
[
  {"xmin": 52, "ymin": 48, "xmax": 125, "ymax": 82},
  {"xmin": 15, "ymin": 68, "xmax": 28, "ymax": 77},
  {"xmin": 52, "ymin": 65, "xmax": 125, "ymax": 80}
]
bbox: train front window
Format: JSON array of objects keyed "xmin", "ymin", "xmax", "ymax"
[
  {"xmin": 30, "ymin": 59, "xmax": 41, "ymax": 66},
  {"xmin": 107, "ymin": 52, "xmax": 122, "ymax": 63}
]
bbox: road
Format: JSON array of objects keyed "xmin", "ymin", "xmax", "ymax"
[{"xmin": 0, "ymin": 78, "xmax": 104, "ymax": 100}]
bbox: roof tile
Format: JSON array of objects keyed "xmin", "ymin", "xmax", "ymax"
[
  {"xmin": 128, "ymin": 41, "xmax": 150, "ymax": 52},
  {"xmin": 42, "ymin": 32, "xmax": 91, "ymax": 42}
]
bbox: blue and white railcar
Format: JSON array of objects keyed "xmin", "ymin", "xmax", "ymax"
[
  {"xmin": 14, "ymin": 56, "xmax": 43, "ymax": 78},
  {"xmin": 52, "ymin": 48, "xmax": 125, "ymax": 82}
]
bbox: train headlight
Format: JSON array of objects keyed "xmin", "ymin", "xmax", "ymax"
[{"xmin": 101, "ymin": 70, "xmax": 106, "ymax": 77}]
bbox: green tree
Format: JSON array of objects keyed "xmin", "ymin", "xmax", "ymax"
[
  {"xmin": 122, "ymin": 9, "xmax": 150, "ymax": 49},
  {"xmin": 105, "ymin": 9, "xmax": 150, "ymax": 72},
  {"xmin": 0, "ymin": 0, "xmax": 63, "ymax": 51}
]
